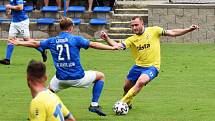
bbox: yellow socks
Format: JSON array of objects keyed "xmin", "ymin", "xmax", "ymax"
[{"xmin": 120, "ymin": 87, "xmax": 137, "ymax": 104}]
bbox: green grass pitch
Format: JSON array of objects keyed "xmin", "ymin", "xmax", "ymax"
[{"xmin": 0, "ymin": 41, "xmax": 215, "ymax": 121}]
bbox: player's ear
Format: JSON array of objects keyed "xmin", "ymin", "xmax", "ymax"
[
  {"xmin": 26, "ymin": 76, "xmax": 32, "ymax": 88},
  {"xmin": 71, "ymin": 25, "xmax": 74, "ymax": 30},
  {"xmin": 44, "ymin": 74, "xmax": 48, "ymax": 82}
]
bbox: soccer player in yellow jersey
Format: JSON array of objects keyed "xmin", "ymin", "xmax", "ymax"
[
  {"xmin": 27, "ymin": 60, "xmax": 76, "ymax": 121},
  {"xmin": 100, "ymin": 16, "xmax": 199, "ymax": 110}
]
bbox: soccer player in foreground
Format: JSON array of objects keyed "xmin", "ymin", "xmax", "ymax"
[
  {"xmin": 100, "ymin": 16, "xmax": 199, "ymax": 110},
  {"xmin": 0, "ymin": 0, "xmax": 47, "ymax": 65},
  {"xmin": 27, "ymin": 60, "xmax": 75, "ymax": 121},
  {"xmin": 10, "ymin": 17, "xmax": 119, "ymax": 116}
]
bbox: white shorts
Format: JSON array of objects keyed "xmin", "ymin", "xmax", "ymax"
[
  {"xmin": 9, "ymin": 18, "xmax": 30, "ymax": 38},
  {"xmin": 49, "ymin": 71, "xmax": 97, "ymax": 92}
]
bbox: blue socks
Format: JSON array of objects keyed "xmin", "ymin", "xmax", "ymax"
[
  {"xmin": 92, "ymin": 80, "xmax": 104, "ymax": 103},
  {"xmin": 5, "ymin": 43, "xmax": 14, "ymax": 60}
]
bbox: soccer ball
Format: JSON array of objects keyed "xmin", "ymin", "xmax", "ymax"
[{"xmin": 113, "ymin": 101, "xmax": 129, "ymax": 115}]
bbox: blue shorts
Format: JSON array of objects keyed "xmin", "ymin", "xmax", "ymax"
[{"xmin": 127, "ymin": 65, "xmax": 159, "ymax": 84}]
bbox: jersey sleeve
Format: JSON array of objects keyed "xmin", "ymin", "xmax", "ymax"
[
  {"xmin": 154, "ymin": 26, "xmax": 165, "ymax": 36},
  {"xmin": 29, "ymin": 99, "xmax": 46, "ymax": 121},
  {"xmin": 77, "ymin": 36, "xmax": 90, "ymax": 49},
  {"xmin": 40, "ymin": 39, "xmax": 50, "ymax": 50},
  {"xmin": 122, "ymin": 37, "xmax": 133, "ymax": 49},
  {"xmin": 57, "ymin": 99, "xmax": 73, "ymax": 119},
  {"xmin": 61, "ymin": 103, "xmax": 72, "ymax": 119}
]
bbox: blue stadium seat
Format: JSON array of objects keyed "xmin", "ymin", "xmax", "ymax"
[
  {"xmin": 0, "ymin": 18, "xmax": 11, "ymax": 23},
  {"xmin": 0, "ymin": 5, "xmax": 6, "ymax": 12},
  {"xmin": 93, "ymin": 6, "xmax": 111, "ymax": 13},
  {"xmin": 41, "ymin": 6, "xmax": 58, "ymax": 12},
  {"xmin": 36, "ymin": 18, "xmax": 56, "ymax": 24},
  {"xmin": 68, "ymin": 6, "xmax": 85, "ymax": 13},
  {"xmin": 24, "ymin": 6, "xmax": 33, "ymax": 12},
  {"xmin": 72, "ymin": 18, "xmax": 81, "ymax": 25},
  {"xmin": 89, "ymin": 18, "xmax": 107, "ymax": 25}
]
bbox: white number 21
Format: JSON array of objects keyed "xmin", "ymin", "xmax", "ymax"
[{"xmin": 56, "ymin": 44, "xmax": 71, "ymax": 61}]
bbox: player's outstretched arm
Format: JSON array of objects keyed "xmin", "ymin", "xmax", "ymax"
[
  {"xmin": 100, "ymin": 31, "xmax": 124, "ymax": 49},
  {"xmin": 89, "ymin": 41, "xmax": 119, "ymax": 50},
  {"xmin": 100, "ymin": 31, "xmax": 119, "ymax": 46},
  {"xmin": 164, "ymin": 25, "xmax": 199, "ymax": 37},
  {"xmin": 5, "ymin": 4, "xmax": 23, "ymax": 11},
  {"xmin": 9, "ymin": 38, "xmax": 40, "ymax": 48}
]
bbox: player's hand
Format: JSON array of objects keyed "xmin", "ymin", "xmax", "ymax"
[
  {"xmin": 100, "ymin": 31, "xmax": 109, "ymax": 41},
  {"xmin": 113, "ymin": 44, "xmax": 120, "ymax": 50},
  {"xmin": 5, "ymin": 4, "xmax": 12, "ymax": 9},
  {"xmin": 8, "ymin": 38, "xmax": 19, "ymax": 45},
  {"xmin": 113, "ymin": 43, "xmax": 124, "ymax": 50},
  {"xmin": 190, "ymin": 25, "xmax": 199, "ymax": 31}
]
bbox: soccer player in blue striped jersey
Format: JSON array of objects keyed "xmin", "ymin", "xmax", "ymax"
[
  {"xmin": 0, "ymin": 0, "xmax": 47, "ymax": 65},
  {"xmin": 10, "ymin": 17, "xmax": 120, "ymax": 116}
]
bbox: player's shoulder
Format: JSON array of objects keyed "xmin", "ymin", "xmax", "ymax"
[
  {"xmin": 146, "ymin": 26, "xmax": 163, "ymax": 34},
  {"xmin": 72, "ymin": 35, "xmax": 87, "ymax": 40},
  {"xmin": 44, "ymin": 37, "xmax": 56, "ymax": 42},
  {"xmin": 32, "ymin": 90, "xmax": 53, "ymax": 103},
  {"xmin": 147, "ymin": 26, "xmax": 162, "ymax": 30},
  {"xmin": 126, "ymin": 34, "xmax": 137, "ymax": 40}
]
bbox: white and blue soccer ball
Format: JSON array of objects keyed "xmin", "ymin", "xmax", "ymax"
[{"xmin": 113, "ymin": 101, "xmax": 129, "ymax": 115}]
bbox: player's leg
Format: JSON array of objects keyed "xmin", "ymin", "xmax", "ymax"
[
  {"xmin": 44, "ymin": 0, "xmax": 49, "ymax": 6},
  {"xmin": 89, "ymin": 71, "xmax": 106, "ymax": 116},
  {"xmin": 48, "ymin": 75, "xmax": 63, "ymax": 93},
  {"xmin": 123, "ymin": 79, "xmax": 134, "ymax": 96},
  {"xmin": 120, "ymin": 65, "xmax": 140, "ymax": 103},
  {"xmin": 121, "ymin": 74, "xmax": 150, "ymax": 105},
  {"xmin": 56, "ymin": 0, "xmax": 61, "ymax": 9},
  {"xmin": 66, "ymin": 0, "xmax": 70, "ymax": 9},
  {"xmin": 88, "ymin": 0, "xmax": 93, "ymax": 11},
  {"xmin": 91, "ymin": 72, "xmax": 104, "ymax": 106},
  {"xmin": 121, "ymin": 66, "xmax": 158, "ymax": 108},
  {"xmin": 0, "ymin": 37, "xmax": 15, "ymax": 65},
  {"xmin": 122, "ymin": 79, "xmax": 134, "ymax": 109},
  {"xmin": 0, "ymin": 22, "xmax": 18, "ymax": 65},
  {"xmin": 22, "ymin": 19, "xmax": 47, "ymax": 62}
]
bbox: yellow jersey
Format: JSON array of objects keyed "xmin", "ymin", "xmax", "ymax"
[
  {"xmin": 123, "ymin": 26, "xmax": 164, "ymax": 70},
  {"xmin": 29, "ymin": 89, "xmax": 71, "ymax": 121}
]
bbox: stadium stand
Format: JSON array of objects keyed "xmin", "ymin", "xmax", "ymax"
[
  {"xmin": 67, "ymin": 6, "xmax": 85, "ymax": 23},
  {"xmin": 24, "ymin": 5, "xmax": 34, "ymax": 12},
  {"xmin": 0, "ymin": 5, "xmax": 6, "ymax": 12},
  {"xmin": 36, "ymin": 18, "xmax": 56, "ymax": 25},
  {"xmin": 89, "ymin": 18, "xmax": 107, "ymax": 25},
  {"xmin": 41, "ymin": 6, "xmax": 59, "ymax": 12}
]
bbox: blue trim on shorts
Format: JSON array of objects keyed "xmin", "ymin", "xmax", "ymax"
[{"xmin": 127, "ymin": 65, "xmax": 159, "ymax": 84}]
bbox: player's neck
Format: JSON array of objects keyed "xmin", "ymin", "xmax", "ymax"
[
  {"xmin": 62, "ymin": 30, "xmax": 71, "ymax": 33},
  {"xmin": 30, "ymin": 86, "xmax": 46, "ymax": 98},
  {"xmin": 136, "ymin": 27, "xmax": 145, "ymax": 35}
]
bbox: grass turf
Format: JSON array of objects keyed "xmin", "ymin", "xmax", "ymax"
[{"xmin": 0, "ymin": 41, "xmax": 215, "ymax": 121}]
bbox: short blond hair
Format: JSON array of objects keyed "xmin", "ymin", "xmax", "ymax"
[{"xmin": 60, "ymin": 17, "xmax": 74, "ymax": 30}]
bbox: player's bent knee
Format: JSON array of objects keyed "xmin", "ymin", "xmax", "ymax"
[
  {"xmin": 136, "ymin": 79, "xmax": 149, "ymax": 88},
  {"xmin": 95, "ymin": 71, "xmax": 105, "ymax": 81}
]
